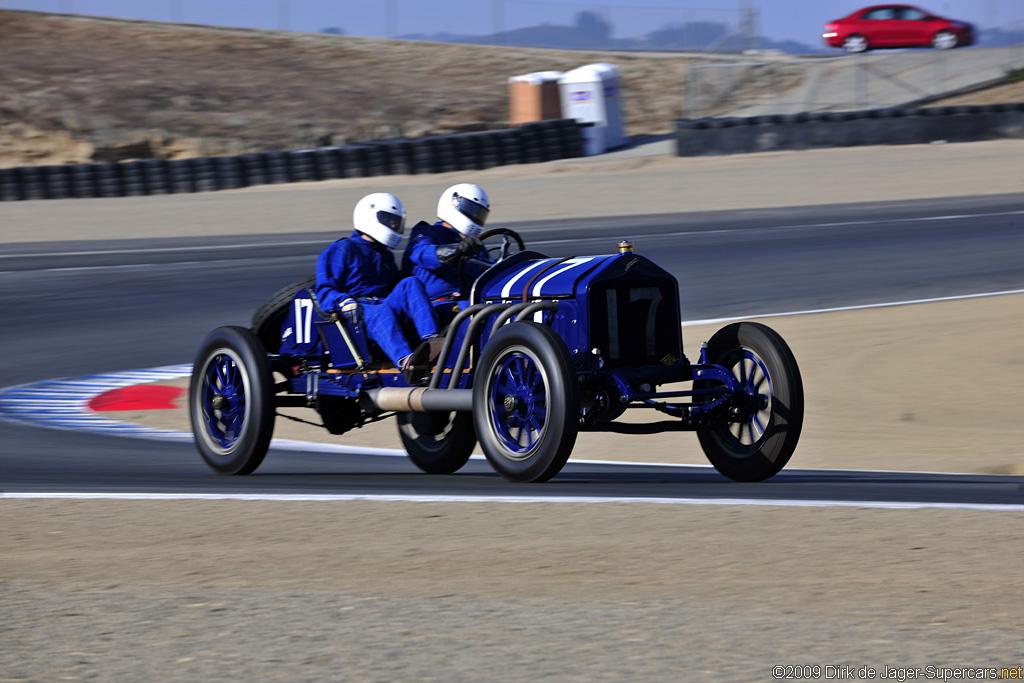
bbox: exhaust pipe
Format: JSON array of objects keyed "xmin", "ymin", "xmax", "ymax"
[{"xmin": 362, "ymin": 387, "xmax": 474, "ymax": 413}]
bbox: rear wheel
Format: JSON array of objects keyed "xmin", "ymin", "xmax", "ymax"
[
  {"xmin": 697, "ymin": 322, "xmax": 803, "ymax": 482},
  {"xmin": 397, "ymin": 411, "xmax": 477, "ymax": 474},
  {"xmin": 843, "ymin": 34, "xmax": 868, "ymax": 53},
  {"xmin": 189, "ymin": 326, "xmax": 275, "ymax": 475},
  {"xmin": 473, "ymin": 322, "xmax": 578, "ymax": 483}
]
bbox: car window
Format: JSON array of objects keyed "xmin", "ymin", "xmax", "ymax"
[
  {"xmin": 864, "ymin": 8, "xmax": 897, "ymax": 20},
  {"xmin": 899, "ymin": 8, "xmax": 926, "ymax": 20}
]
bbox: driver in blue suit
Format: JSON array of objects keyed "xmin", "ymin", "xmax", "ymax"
[
  {"xmin": 401, "ymin": 183, "xmax": 493, "ymax": 306},
  {"xmin": 315, "ymin": 192, "xmax": 439, "ymax": 374}
]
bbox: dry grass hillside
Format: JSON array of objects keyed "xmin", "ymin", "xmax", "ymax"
[
  {"xmin": 1, "ymin": 9, "xmax": 1021, "ymax": 168},
  {"xmin": 0, "ymin": 10, "xmax": 694, "ymax": 167}
]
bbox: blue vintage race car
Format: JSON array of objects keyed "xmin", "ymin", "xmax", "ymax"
[{"xmin": 189, "ymin": 229, "xmax": 803, "ymax": 483}]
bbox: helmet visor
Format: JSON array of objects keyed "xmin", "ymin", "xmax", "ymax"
[
  {"xmin": 452, "ymin": 195, "xmax": 489, "ymax": 227},
  {"xmin": 376, "ymin": 210, "xmax": 404, "ymax": 234}
]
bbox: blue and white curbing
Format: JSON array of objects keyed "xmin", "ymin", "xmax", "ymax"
[{"xmin": 0, "ymin": 364, "xmax": 194, "ymax": 441}]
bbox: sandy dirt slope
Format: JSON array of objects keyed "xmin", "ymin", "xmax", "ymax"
[{"xmin": 0, "ymin": 9, "xmax": 694, "ymax": 167}]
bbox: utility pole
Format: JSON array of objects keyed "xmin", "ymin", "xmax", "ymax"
[
  {"xmin": 493, "ymin": 0, "xmax": 504, "ymax": 44},
  {"xmin": 385, "ymin": 0, "xmax": 397, "ymax": 38},
  {"xmin": 738, "ymin": 0, "xmax": 755, "ymax": 52},
  {"xmin": 278, "ymin": 0, "xmax": 290, "ymax": 31}
]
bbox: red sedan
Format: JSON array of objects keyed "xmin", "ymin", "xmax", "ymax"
[{"xmin": 823, "ymin": 5, "xmax": 975, "ymax": 53}]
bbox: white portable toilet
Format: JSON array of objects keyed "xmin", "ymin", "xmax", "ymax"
[{"xmin": 558, "ymin": 63, "xmax": 626, "ymax": 155}]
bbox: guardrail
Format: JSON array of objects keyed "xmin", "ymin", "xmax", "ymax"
[
  {"xmin": 675, "ymin": 103, "xmax": 1024, "ymax": 156},
  {"xmin": 0, "ymin": 119, "xmax": 583, "ymax": 202}
]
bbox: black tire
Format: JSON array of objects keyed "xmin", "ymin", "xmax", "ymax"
[
  {"xmin": 397, "ymin": 411, "xmax": 477, "ymax": 474},
  {"xmin": 932, "ymin": 30, "xmax": 958, "ymax": 49},
  {"xmin": 843, "ymin": 34, "xmax": 868, "ymax": 53},
  {"xmin": 189, "ymin": 325, "xmax": 275, "ymax": 475},
  {"xmin": 251, "ymin": 276, "xmax": 317, "ymax": 352},
  {"xmin": 473, "ymin": 322, "xmax": 579, "ymax": 483},
  {"xmin": 696, "ymin": 322, "xmax": 803, "ymax": 482}
]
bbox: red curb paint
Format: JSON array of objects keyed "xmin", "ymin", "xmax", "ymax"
[{"xmin": 88, "ymin": 385, "xmax": 187, "ymax": 412}]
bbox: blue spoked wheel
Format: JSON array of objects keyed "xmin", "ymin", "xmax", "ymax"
[
  {"xmin": 189, "ymin": 326, "xmax": 275, "ymax": 475},
  {"xmin": 697, "ymin": 322, "xmax": 803, "ymax": 482},
  {"xmin": 473, "ymin": 322, "xmax": 579, "ymax": 483}
]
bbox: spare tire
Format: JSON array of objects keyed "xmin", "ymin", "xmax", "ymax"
[{"xmin": 251, "ymin": 276, "xmax": 317, "ymax": 352}]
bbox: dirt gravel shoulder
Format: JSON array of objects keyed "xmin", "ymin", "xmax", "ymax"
[{"xmin": 4, "ymin": 500, "xmax": 1024, "ymax": 681}]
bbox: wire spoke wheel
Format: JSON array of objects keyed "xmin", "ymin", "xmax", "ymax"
[
  {"xmin": 697, "ymin": 322, "xmax": 803, "ymax": 482},
  {"xmin": 189, "ymin": 326, "xmax": 275, "ymax": 475},
  {"xmin": 491, "ymin": 349, "xmax": 550, "ymax": 457},
  {"xmin": 473, "ymin": 322, "xmax": 578, "ymax": 483},
  {"xmin": 725, "ymin": 352, "xmax": 773, "ymax": 447},
  {"xmin": 201, "ymin": 349, "xmax": 249, "ymax": 449}
]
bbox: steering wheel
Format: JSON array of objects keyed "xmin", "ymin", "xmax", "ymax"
[
  {"xmin": 478, "ymin": 228, "xmax": 525, "ymax": 261},
  {"xmin": 455, "ymin": 227, "xmax": 526, "ymax": 294}
]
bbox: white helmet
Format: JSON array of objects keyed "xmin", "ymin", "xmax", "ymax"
[
  {"xmin": 353, "ymin": 192, "xmax": 406, "ymax": 249},
  {"xmin": 437, "ymin": 183, "xmax": 490, "ymax": 237}
]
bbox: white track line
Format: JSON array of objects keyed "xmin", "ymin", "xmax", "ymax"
[
  {"xmin": 683, "ymin": 288, "xmax": 1024, "ymax": 326},
  {"xmin": 2, "ymin": 492, "xmax": 1023, "ymax": 512}
]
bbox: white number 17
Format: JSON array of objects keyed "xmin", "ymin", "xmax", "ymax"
[{"xmin": 294, "ymin": 298, "xmax": 313, "ymax": 344}]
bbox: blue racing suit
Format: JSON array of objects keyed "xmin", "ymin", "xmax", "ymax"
[
  {"xmin": 401, "ymin": 221, "xmax": 493, "ymax": 299},
  {"xmin": 316, "ymin": 234, "xmax": 439, "ymax": 365}
]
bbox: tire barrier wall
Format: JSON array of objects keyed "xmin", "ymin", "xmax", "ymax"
[
  {"xmin": 0, "ymin": 119, "xmax": 584, "ymax": 202},
  {"xmin": 674, "ymin": 103, "xmax": 1024, "ymax": 157}
]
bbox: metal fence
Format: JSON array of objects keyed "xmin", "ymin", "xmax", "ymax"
[{"xmin": 685, "ymin": 45, "xmax": 1024, "ymax": 118}]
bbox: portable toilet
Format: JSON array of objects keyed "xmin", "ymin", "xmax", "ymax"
[
  {"xmin": 558, "ymin": 63, "xmax": 626, "ymax": 155},
  {"xmin": 508, "ymin": 71, "xmax": 564, "ymax": 126}
]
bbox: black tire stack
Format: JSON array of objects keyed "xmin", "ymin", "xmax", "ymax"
[{"xmin": 0, "ymin": 118, "xmax": 587, "ymax": 201}]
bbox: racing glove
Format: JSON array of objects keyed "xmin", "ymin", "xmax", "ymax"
[
  {"xmin": 436, "ymin": 235, "xmax": 483, "ymax": 264},
  {"xmin": 336, "ymin": 298, "xmax": 362, "ymax": 328}
]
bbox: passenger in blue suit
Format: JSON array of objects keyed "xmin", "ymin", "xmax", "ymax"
[
  {"xmin": 401, "ymin": 183, "xmax": 493, "ymax": 308},
  {"xmin": 315, "ymin": 192, "xmax": 439, "ymax": 373}
]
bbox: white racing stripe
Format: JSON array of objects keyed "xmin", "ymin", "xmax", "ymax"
[
  {"xmin": 2, "ymin": 491, "xmax": 1023, "ymax": 512},
  {"xmin": 499, "ymin": 258, "xmax": 552, "ymax": 298},
  {"xmin": 531, "ymin": 257, "xmax": 595, "ymax": 297}
]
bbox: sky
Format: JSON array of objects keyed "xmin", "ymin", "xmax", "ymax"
[{"xmin": 2, "ymin": 0, "xmax": 1022, "ymax": 48}]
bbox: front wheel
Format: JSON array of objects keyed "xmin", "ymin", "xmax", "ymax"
[
  {"xmin": 697, "ymin": 322, "xmax": 803, "ymax": 482},
  {"xmin": 189, "ymin": 326, "xmax": 275, "ymax": 475},
  {"xmin": 932, "ymin": 30, "xmax": 957, "ymax": 49},
  {"xmin": 473, "ymin": 322, "xmax": 579, "ymax": 483},
  {"xmin": 397, "ymin": 411, "xmax": 477, "ymax": 474}
]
